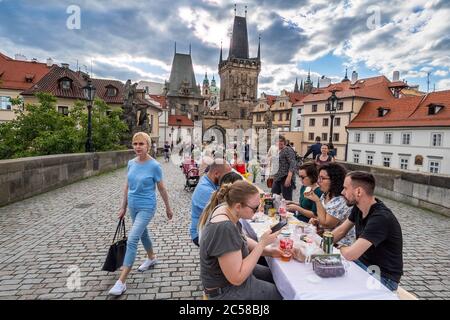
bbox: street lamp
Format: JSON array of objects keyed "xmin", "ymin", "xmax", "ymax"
[
  {"xmin": 83, "ymin": 79, "xmax": 96, "ymax": 152},
  {"xmin": 327, "ymin": 89, "xmax": 338, "ymax": 148}
]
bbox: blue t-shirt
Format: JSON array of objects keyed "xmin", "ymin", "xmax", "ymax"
[
  {"xmin": 127, "ymin": 158, "xmax": 162, "ymax": 209},
  {"xmin": 190, "ymin": 175, "xmax": 218, "ymax": 240}
]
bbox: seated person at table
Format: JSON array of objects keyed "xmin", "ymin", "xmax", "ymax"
[
  {"xmin": 198, "ymin": 172, "xmax": 264, "ymax": 262},
  {"xmin": 198, "ymin": 172, "xmax": 244, "ymax": 240},
  {"xmin": 304, "ymin": 163, "xmax": 355, "ymax": 246},
  {"xmin": 200, "ymin": 181, "xmax": 283, "ymax": 300},
  {"xmin": 286, "ymin": 163, "xmax": 323, "ymax": 223},
  {"xmin": 332, "ymin": 171, "xmax": 403, "ymax": 291},
  {"xmin": 190, "ymin": 160, "xmax": 231, "ymax": 247}
]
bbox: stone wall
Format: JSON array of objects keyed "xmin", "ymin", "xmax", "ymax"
[
  {"xmin": 0, "ymin": 150, "xmax": 135, "ymax": 207},
  {"xmin": 340, "ymin": 162, "xmax": 450, "ymax": 217}
]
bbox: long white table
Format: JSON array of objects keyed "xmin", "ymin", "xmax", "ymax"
[{"xmin": 248, "ymin": 215, "xmax": 399, "ymax": 300}]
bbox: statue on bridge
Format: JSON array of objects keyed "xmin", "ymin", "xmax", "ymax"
[{"xmin": 122, "ymin": 80, "xmax": 150, "ymax": 147}]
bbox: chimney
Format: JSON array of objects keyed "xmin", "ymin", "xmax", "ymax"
[
  {"xmin": 46, "ymin": 58, "xmax": 53, "ymax": 67},
  {"xmin": 61, "ymin": 63, "xmax": 69, "ymax": 69},
  {"xmin": 14, "ymin": 54, "xmax": 27, "ymax": 61},
  {"xmin": 351, "ymin": 71, "xmax": 358, "ymax": 83},
  {"xmin": 393, "ymin": 70, "xmax": 400, "ymax": 81},
  {"xmin": 319, "ymin": 76, "xmax": 332, "ymax": 88}
]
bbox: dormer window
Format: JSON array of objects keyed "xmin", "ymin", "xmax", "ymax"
[
  {"xmin": 428, "ymin": 104, "xmax": 443, "ymax": 115},
  {"xmin": 106, "ymin": 85, "xmax": 118, "ymax": 97},
  {"xmin": 25, "ymin": 74, "xmax": 35, "ymax": 83},
  {"xmin": 59, "ymin": 77, "xmax": 72, "ymax": 90},
  {"xmin": 377, "ymin": 107, "xmax": 390, "ymax": 117}
]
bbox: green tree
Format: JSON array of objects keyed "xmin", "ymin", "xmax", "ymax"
[
  {"xmin": 0, "ymin": 92, "xmax": 83, "ymax": 159},
  {"xmin": 71, "ymin": 99, "xmax": 127, "ymax": 152},
  {"xmin": 0, "ymin": 93, "xmax": 128, "ymax": 160}
]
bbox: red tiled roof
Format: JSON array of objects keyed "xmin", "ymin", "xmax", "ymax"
[
  {"xmin": 91, "ymin": 77, "xmax": 125, "ymax": 104},
  {"xmin": 286, "ymin": 91, "xmax": 308, "ymax": 104},
  {"xmin": 21, "ymin": 65, "xmax": 153, "ymax": 107},
  {"xmin": 303, "ymin": 76, "xmax": 395, "ymax": 103},
  {"xmin": 266, "ymin": 95, "xmax": 277, "ymax": 105},
  {"xmin": 148, "ymin": 94, "xmax": 167, "ymax": 109},
  {"xmin": 168, "ymin": 115, "xmax": 194, "ymax": 127},
  {"xmin": 347, "ymin": 90, "xmax": 450, "ymax": 128},
  {"xmin": 0, "ymin": 52, "xmax": 51, "ymax": 90},
  {"xmin": 388, "ymin": 81, "xmax": 408, "ymax": 88}
]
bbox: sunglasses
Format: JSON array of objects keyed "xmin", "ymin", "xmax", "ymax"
[{"xmin": 243, "ymin": 203, "xmax": 259, "ymax": 213}]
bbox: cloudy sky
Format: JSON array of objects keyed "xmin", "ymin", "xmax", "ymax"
[{"xmin": 1, "ymin": 0, "xmax": 449, "ymax": 94}]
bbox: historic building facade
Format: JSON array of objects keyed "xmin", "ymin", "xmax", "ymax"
[
  {"xmin": 202, "ymin": 13, "xmax": 261, "ymax": 145},
  {"xmin": 164, "ymin": 46, "xmax": 204, "ymax": 122}
]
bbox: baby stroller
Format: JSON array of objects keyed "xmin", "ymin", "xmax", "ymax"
[{"xmin": 181, "ymin": 158, "xmax": 200, "ymax": 191}]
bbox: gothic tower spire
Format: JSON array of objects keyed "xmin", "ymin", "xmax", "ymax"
[
  {"xmin": 257, "ymin": 34, "xmax": 261, "ymax": 60},
  {"xmin": 228, "ymin": 12, "xmax": 249, "ymax": 59}
]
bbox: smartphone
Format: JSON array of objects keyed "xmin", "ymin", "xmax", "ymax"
[{"xmin": 270, "ymin": 220, "xmax": 288, "ymax": 233}]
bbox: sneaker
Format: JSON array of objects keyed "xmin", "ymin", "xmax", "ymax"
[
  {"xmin": 108, "ymin": 280, "xmax": 126, "ymax": 296},
  {"xmin": 138, "ymin": 257, "xmax": 158, "ymax": 272}
]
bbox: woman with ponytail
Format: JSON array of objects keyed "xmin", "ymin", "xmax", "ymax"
[
  {"xmin": 198, "ymin": 171, "xmax": 243, "ymax": 238},
  {"xmin": 200, "ymin": 180, "xmax": 282, "ymax": 300}
]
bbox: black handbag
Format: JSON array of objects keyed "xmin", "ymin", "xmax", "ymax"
[{"xmin": 102, "ymin": 218, "xmax": 127, "ymax": 272}]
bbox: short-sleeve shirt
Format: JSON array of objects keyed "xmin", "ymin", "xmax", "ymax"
[
  {"xmin": 349, "ymin": 199, "xmax": 403, "ymax": 283},
  {"xmin": 190, "ymin": 175, "xmax": 219, "ymax": 240},
  {"xmin": 127, "ymin": 158, "xmax": 162, "ymax": 209},
  {"xmin": 320, "ymin": 194, "xmax": 355, "ymax": 246},
  {"xmin": 299, "ymin": 185, "xmax": 323, "ymax": 216},
  {"xmin": 200, "ymin": 220, "xmax": 249, "ymax": 289}
]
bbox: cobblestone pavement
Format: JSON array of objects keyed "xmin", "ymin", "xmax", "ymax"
[{"xmin": 0, "ymin": 159, "xmax": 449, "ymax": 300}]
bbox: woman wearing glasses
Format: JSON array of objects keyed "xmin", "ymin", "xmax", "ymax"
[
  {"xmin": 109, "ymin": 132, "xmax": 174, "ymax": 296},
  {"xmin": 286, "ymin": 163, "xmax": 323, "ymax": 223},
  {"xmin": 304, "ymin": 163, "xmax": 355, "ymax": 246},
  {"xmin": 200, "ymin": 180, "xmax": 282, "ymax": 300}
]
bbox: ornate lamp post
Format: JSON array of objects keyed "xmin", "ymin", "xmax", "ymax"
[
  {"xmin": 327, "ymin": 89, "xmax": 338, "ymax": 148},
  {"xmin": 83, "ymin": 79, "xmax": 96, "ymax": 152}
]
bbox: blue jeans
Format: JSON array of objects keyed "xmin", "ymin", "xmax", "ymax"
[
  {"xmin": 123, "ymin": 207, "xmax": 156, "ymax": 268},
  {"xmin": 354, "ymin": 260, "xmax": 399, "ymax": 291}
]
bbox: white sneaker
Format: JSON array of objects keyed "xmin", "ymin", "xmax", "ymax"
[
  {"xmin": 108, "ymin": 280, "xmax": 126, "ymax": 296},
  {"xmin": 138, "ymin": 257, "xmax": 158, "ymax": 272}
]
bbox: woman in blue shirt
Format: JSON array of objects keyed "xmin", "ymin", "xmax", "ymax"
[
  {"xmin": 109, "ymin": 132, "xmax": 173, "ymax": 296},
  {"xmin": 286, "ymin": 162, "xmax": 323, "ymax": 223}
]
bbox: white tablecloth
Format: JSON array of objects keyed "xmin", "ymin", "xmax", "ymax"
[{"xmin": 248, "ymin": 216, "xmax": 399, "ymax": 300}]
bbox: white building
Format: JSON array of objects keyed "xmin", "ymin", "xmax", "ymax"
[
  {"xmin": 347, "ymin": 91, "xmax": 450, "ymax": 175},
  {"xmin": 146, "ymin": 94, "xmax": 168, "ymax": 148},
  {"xmin": 137, "ymin": 81, "xmax": 164, "ymax": 95},
  {"xmin": 291, "ymin": 100, "xmax": 304, "ymax": 132}
]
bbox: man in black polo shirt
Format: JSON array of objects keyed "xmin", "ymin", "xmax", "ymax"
[{"xmin": 332, "ymin": 171, "xmax": 403, "ymax": 291}]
